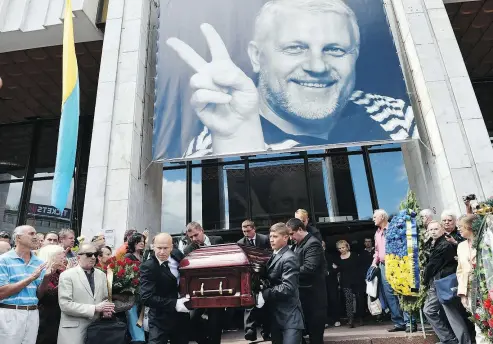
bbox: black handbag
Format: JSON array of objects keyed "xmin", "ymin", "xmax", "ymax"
[{"xmin": 85, "ymin": 317, "xmax": 127, "ymax": 344}]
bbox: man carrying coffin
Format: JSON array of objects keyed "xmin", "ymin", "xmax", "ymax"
[
  {"xmin": 237, "ymin": 220, "xmax": 271, "ymax": 341},
  {"xmin": 287, "ymin": 218, "xmax": 327, "ymax": 344},
  {"xmin": 184, "ymin": 222, "xmax": 224, "ymax": 344},
  {"xmin": 258, "ymin": 223, "xmax": 304, "ymax": 344},
  {"xmin": 140, "ymin": 233, "xmax": 190, "ymax": 344}
]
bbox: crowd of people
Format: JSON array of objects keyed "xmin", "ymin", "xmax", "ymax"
[{"xmin": 0, "ymin": 204, "xmax": 485, "ymax": 344}]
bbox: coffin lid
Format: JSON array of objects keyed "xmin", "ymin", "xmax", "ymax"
[{"xmin": 179, "ymin": 243, "xmax": 271, "ymax": 270}]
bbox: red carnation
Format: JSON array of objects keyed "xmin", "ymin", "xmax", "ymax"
[
  {"xmin": 125, "ymin": 258, "xmax": 132, "ymax": 264},
  {"xmin": 133, "ymin": 266, "xmax": 139, "ymax": 272},
  {"xmin": 108, "ymin": 263, "xmax": 115, "ymax": 269},
  {"xmin": 485, "ymin": 299, "xmax": 492, "ymax": 309},
  {"xmin": 488, "ymin": 319, "xmax": 493, "ymax": 328},
  {"xmin": 489, "ymin": 306, "xmax": 493, "ymax": 316},
  {"xmin": 132, "ymin": 278, "xmax": 139, "ymax": 285},
  {"xmin": 483, "ymin": 321, "xmax": 489, "ymax": 328},
  {"xmin": 117, "ymin": 269, "xmax": 125, "ymax": 278},
  {"xmin": 475, "ymin": 313, "xmax": 481, "ymax": 320}
]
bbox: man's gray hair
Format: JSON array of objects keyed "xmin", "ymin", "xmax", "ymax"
[
  {"xmin": 373, "ymin": 209, "xmax": 389, "ymax": 221},
  {"xmin": 13, "ymin": 225, "xmax": 33, "ymax": 243},
  {"xmin": 441, "ymin": 209, "xmax": 457, "ymax": 221},
  {"xmin": 58, "ymin": 228, "xmax": 75, "ymax": 239},
  {"xmin": 186, "ymin": 221, "xmax": 203, "ymax": 233},
  {"xmin": 254, "ymin": 0, "xmax": 360, "ymax": 48},
  {"xmin": 420, "ymin": 209, "xmax": 434, "ymax": 218}
]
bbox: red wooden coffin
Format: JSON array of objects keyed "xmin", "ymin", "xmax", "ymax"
[{"xmin": 179, "ymin": 243, "xmax": 271, "ymax": 308}]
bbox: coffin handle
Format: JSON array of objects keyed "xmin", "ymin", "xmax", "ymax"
[{"xmin": 192, "ymin": 282, "xmax": 235, "ymax": 296}]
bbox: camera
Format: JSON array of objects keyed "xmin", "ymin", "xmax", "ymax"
[{"xmin": 463, "ymin": 194, "xmax": 480, "ymax": 210}]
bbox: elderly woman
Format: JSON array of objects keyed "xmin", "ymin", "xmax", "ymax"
[
  {"xmin": 441, "ymin": 210, "xmax": 464, "ymax": 246},
  {"xmin": 457, "ymin": 215, "xmax": 487, "ymax": 344},
  {"xmin": 333, "ymin": 240, "xmax": 364, "ymax": 328},
  {"xmin": 36, "ymin": 245, "xmax": 66, "ymax": 344},
  {"xmin": 423, "ymin": 221, "xmax": 471, "ymax": 344}
]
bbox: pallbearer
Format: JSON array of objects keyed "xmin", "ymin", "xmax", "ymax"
[{"xmin": 258, "ymin": 223, "xmax": 304, "ymax": 344}]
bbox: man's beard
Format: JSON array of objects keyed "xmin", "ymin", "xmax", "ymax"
[{"xmin": 258, "ymin": 70, "xmax": 345, "ymax": 121}]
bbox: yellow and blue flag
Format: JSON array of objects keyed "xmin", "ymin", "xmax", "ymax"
[{"xmin": 51, "ymin": 0, "xmax": 79, "ymax": 212}]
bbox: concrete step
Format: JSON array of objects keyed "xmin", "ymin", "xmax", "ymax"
[{"xmin": 220, "ymin": 323, "xmax": 438, "ymax": 344}]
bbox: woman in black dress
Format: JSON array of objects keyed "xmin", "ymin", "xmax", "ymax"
[
  {"xmin": 124, "ymin": 233, "xmax": 146, "ymax": 344},
  {"xmin": 333, "ymin": 240, "xmax": 365, "ymax": 328},
  {"xmin": 36, "ymin": 245, "xmax": 67, "ymax": 344}
]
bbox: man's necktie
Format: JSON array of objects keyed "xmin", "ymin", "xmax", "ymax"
[
  {"xmin": 162, "ymin": 261, "xmax": 170, "ymax": 272},
  {"xmin": 249, "ymin": 238, "xmax": 254, "ymax": 246}
]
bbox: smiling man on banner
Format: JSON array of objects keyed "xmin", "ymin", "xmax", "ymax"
[{"xmin": 51, "ymin": 0, "xmax": 80, "ymax": 212}]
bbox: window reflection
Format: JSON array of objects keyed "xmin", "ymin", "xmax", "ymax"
[
  {"xmin": 25, "ymin": 179, "xmax": 74, "ymax": 233},
  {"xmin": 309, "ymin": 154, "xmax": 372, "ymax": 223},
  {"xmin": 162, "ymin": 169, "xmax": 187, "ymax": 234},
  {"xmin": 370, "ymin": 151, "xmax": 409, "ymax": 216},
  {"xmin": 0, "ymin": 181, "xmax": 23, "ymax": 232},
  {"xmin": 34, "ymin": 122, "xmax": 59, "ymax": 177},
  {"xmin": 0, "ymin": 124, "xmax": 33, "ymax": 180},
  {"xmin": 249, "ymin": 159, "xmax": 309, "ymax": 226},
  {"xmin": 202, "ymin": 163, "xmax": 247, "ymax": 230}
]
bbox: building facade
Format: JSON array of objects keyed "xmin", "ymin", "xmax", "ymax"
[{"xmin": 1, "ymin": 0, "xmax": 493, "ymax": 250}]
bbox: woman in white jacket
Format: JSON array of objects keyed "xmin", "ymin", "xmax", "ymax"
[{"xmin": 456, "ymin": 214, "xmax": 487, "ymax": 344}]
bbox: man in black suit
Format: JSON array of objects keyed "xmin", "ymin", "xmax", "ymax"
[
  {"xmin": 183, "ymin": 221, "xmax": 224, "ymax": 255},
  {"xmin": 237, "ymin": 220, "xmax": 271, "ymax": 341},
  {"xmin": 295, "ymin": 209, "xmax": 323, "ymax": 242},
  {"xmin": 237, "ymin": 219, "xmax": 270, "ymax": 249},
  {"xmin": 184, "ymin": 221, "xmax": 224, "ymax": 344},
  {"xmin": 259, "ymin": 223, "xmax": 304, "ymax": 344},
  {"xmin": 287, "ymin": 218, "xmax": 327, "ymax": 344},
  {"xmin": 140, "ymin": 233, "xmax": 190, "ymax": 344}
]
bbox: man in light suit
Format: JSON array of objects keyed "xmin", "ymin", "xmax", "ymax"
[
  {"xmin": 237, "ymin": 220, "xmax": 271, "ymax": 341},
  {"xmin": 260, "ymin": 223, "xmax": 304, "ymax": 344},
  {"xmin": 58, "ymin": 243, "xmax": 115, "ymax": 344}
]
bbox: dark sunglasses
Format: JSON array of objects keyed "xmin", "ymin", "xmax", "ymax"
[{"xmin": 78, "ymin": 252, "xmax": 98, "ymax": 258}]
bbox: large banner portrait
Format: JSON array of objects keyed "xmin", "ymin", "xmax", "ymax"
[{"xmin": 153, "ymin": 0, "xmax": 418, "ymax": 161}]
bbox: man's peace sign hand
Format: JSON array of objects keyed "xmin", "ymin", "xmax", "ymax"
[{"xmin": 167, "ymin": 23, "xmax": 264, "ymax": 154}]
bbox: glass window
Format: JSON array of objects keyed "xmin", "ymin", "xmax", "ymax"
[
  {"xmin": 34, "ymin": 121, "xmax": 59, "ymax": 177},
  {"xmin": 249, "ymin": 159, "xmax": 309, "ymax": 226},
  {"xmin": 195, "ymin": 163, "xmax": 247, "ymax": 230},
  {"xmin": 25, "ymin": 179, "xmax": 73, "ymax": 233},
  {"xmin": 308, "ymin": 154, "xmax": 373, "ymax": 223},
  {"xmin": 0, "ymin": 181, "xmax": 23, "ymax": 232},
  {"xmin": 370, "ymin": 151, "xmax": 409, "ymax": 216},
  {"xmin": 162, "ymin": 169, "xmax": 187, "ymax": 235},
  {"xmin": 0, "ymin": 124, "xmax": 33, "ymax": 180}
]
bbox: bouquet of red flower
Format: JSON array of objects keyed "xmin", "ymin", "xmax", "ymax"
[{"xmin": 97, "ymin": 256, "xmax": 140, "ymax": 295}]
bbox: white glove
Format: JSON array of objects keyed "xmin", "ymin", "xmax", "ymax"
[
  {"xmin": 175, "ymin": 296, "xmax": 190, "ymax": 313},
  {"xmin": 256, "ymin": 292, "xmax": 265, "ymax": 309}
]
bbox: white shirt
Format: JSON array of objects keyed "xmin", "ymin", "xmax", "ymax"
[
  {"xmin": 203, "ymin": 235, "xmax": 212, "ymax": 247},
  {"xmin": 157, "ymin": 257, "xmax": 180, "ymax": 284},
  {"xmin": 246, "ymin": 234, "xmax": 256, "ymax": 246}
]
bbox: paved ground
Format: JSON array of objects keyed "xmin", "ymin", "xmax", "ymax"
[{"xmin": 220, "ymin": 322, "xmax": 438, "ymax": 344}]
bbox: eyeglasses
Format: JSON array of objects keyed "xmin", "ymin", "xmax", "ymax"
[
  {"xmin": 0, "ymin": 232, "xmax": 10, "ymax": 239},
  {"xmin": 78, "ymin": 252, "xmax": 98, "ymax": 258}
]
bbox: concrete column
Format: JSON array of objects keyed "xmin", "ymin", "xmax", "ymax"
[
  {"xmin": 81, "ymin": 0, "xmax": 161, "ymax": 248},
  {"xmin": 388, "ymin": 0, "xmax": 493, "ymax": 215}
]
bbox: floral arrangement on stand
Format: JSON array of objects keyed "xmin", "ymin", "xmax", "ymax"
[
  {"xmin": 96, "ymin": 256, "xmax": 141, "ymax": 312},
  {"xmin": 390, "ymin": 190, "xmax": 429, "ymax": 317},
  {"xmin": 385, "ymin": 208, "xmax": 420, "ymax": 297},
  {"xmin": 470, "ymin": 198, "xmax": 493, "ymax": 342}
]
